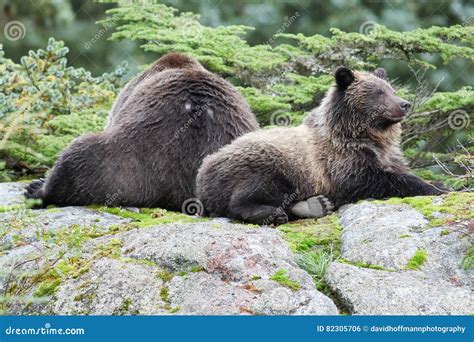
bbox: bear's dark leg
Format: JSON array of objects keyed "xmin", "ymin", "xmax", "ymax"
[
  {"xmin": 230, "ymin": 203, "xmax": 289, "ymax": 225},
  {"xmin": 333, "ymin": 166, "xmax": 444, "ymax": 208},
  {"xmin": 226, "ymin": 174, "xmax": 297, "ymax": 225},
  {"xmin": 25, "ymin": 135, "xmax": 106, "ymax": 207}
]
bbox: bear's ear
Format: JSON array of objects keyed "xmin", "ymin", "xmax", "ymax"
[
  {"xmin": 334, "ymin": 66, "xmax": 355, "ymax": 90},
  {"xmin": 373, "ymin": 68, "xmax": 388, "ymax": 81}
]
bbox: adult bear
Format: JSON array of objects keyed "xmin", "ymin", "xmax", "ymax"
[
  {"xmin": 25, "ymin": 53, "xmax": 259, "ymax": 210},
  {"xmin": 196, "ymin": 67, "xmax": 444, "ymax": 225}
]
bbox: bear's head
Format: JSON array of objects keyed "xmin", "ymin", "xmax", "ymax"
[
  {"xmin": 326, "ymin": 66, "xmax": 410, "ymax": 142},
  {"xmin": 152, "ymin": 53, "xmax": 206, "ymax": 73}
]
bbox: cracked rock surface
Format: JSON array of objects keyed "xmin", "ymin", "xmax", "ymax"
[
  {"xmin": 0, "ymin": 182, "xmax": 337, "ymax": 315},
  {"xmin": 325, "ymin": 201, "xmax": 473, "ymax": 315},
  {"xmin": 1, "ymin": 182, "xmax": 472, "ymax": 315}
]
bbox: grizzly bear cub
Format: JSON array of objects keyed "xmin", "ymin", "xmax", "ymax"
[
  {"xmin": 25, "ymin": 53, "xmax": 259, "ymax": 210},
  {"xmin": 196, "ymin": 67, "xmax": 443, "ymax": 225}
]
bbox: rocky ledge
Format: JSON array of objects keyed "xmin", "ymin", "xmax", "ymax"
[{"xmin": 0, "ymin": 182, "xmax": 472, "ymax": 315}]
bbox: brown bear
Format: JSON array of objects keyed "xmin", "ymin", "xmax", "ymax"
[
  {"xmin": 195, "ymin": 67, "xmax": 443, "ymax": 225},
  {"xmin": 25, "ymin": 53, "xmax": 259, "ymax": 210}
]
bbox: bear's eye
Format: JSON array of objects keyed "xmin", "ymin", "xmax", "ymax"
[{"xmin": 376, "ymin": 89, "xmax": 384, "ymax": 96}]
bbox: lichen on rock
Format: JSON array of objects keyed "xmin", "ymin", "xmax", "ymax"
[{"xmin": 0, "ymin": 182, "xmax": 471, "ymax": 316}]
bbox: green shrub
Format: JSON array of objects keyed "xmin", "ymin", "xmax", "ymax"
[{"xmin": 0, "ymin": 38, "xmax": 126, "ymax": 180}]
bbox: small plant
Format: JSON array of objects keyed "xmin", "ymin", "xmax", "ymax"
[
  {"xmin": 270, "ymin": 269, "xmax": 301, "ymax": 291},
  {"xmin": 406, "ymin": 249, "xmax": 428, "ymax": 270},
  {"xmin": 297, "ymin": 249, "xmax": 339, "ymax": 291},
  {"xmin": 461, "ymin": 242, "xmax": 474, "ymax": 271}
]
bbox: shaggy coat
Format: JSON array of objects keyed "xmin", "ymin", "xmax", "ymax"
[
  {"xmin": 25, "ymin": 53, "xmax": 258, "ymax": 210},
  {"xmin": 196, "ymin": 67, "xmax": 442, "ymax": 224}
]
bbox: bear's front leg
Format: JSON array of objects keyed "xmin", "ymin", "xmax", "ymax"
[{"xmin": 332, "ymin": 165, "xmax": 445, "ymax": 208}]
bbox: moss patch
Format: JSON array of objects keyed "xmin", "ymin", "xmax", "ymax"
[
  {"xmin": 160, "ymin": 286, "xmax": 170, "ymax": 302},
  {"xmin": 270, "ymin": 269, "xmax": 301, "ymax": 291},
  {"xmin": 96, "ymin": 238, "xmax": 122, "ymax": 259},
  {"xmin": 340, "ymin": 259, "xmax": 393, "ymax": 271},
  {"xmin": 462, "ymin": 242, "xmax": 474, "ymax": 271},
  {"xmin": 406, "ymin": 249, "xmax": 428, "ymax": 270},
  {"xmin": 92, "ymin": 206, "xmax": 207, "ymax": 227},
  {"xmin": 377, "ymin": 192, "xmax": 473, "ymax": 227},
  {"xmin": 277, "ymin": 214, "xmax": 342, "ymax": 254},
  {"xmin": 156, "ymin": 270, "xmax": 173, "ymax": 282},
  {"xmin": 33, "ymin": 257, "xmax": 88, "ymax": 298}
]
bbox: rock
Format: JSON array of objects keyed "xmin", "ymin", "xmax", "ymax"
[
  {"xmin": 326, "ymin": 263, "xmax": 473, "ymax": 315},
  {"xmin": 61, "ymin": 223, "xmax": 338, "ymax": 315},
  {"xmin": 327, "ymin": 200, "xmax": 474, "ymax": 315},
  {"xmin": 54, "ymin": 258, "xmax": 167, "ymax": 315},
  {"xmin": 0, "ymin": 182, "xmax": 27, "ymax": 207},
  {"xmin": 0, "ymin": 207, "xmax": 131, "ymax": 251},
  {"xmin": 3, "ymin": 181, "xmax": 471, "ymax": 316},
  {"xmin": 0, "ymin": 182, "xmax": 337, "ymax": 316}
]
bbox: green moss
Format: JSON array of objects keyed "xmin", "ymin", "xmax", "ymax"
[
  {"xmin": 160, "ymin": 286, "xmax": 170, "ymax": 302},
  {"xmin": 440, "ymin": 229, "xmax": 450, "ymax": 236},
  {"xmin": 157, "ymin": 270, "xmax": 173, "ymax": 282},
  {"xmin": 377, "ymin": 192, "xmax": 474, "ymax": 227},
  {"xmin": 73, "ymin": 292, "xmax": 96, "ymax": 302},
  {"xmin": 113, "ymin": 298, "xmax": 139, "ymax": 315},
  {"xmin": 461, "ymin": 242, "xmax": 474, "ymax": 271},
  {"xmin": 270, "ymin": 269, "xmax": 301, "ymax": 291},
  {"xmin": 168, "ymin": 306, "xmax": 180, "ymax": 314},
  {"xmin": 399, "ymin": 234, "xmax": 411, "ymax": 238},
  {"xmin": 121, "ymin": 257, "xmax": 157, "ymax": 267},
  {"xmin": 33, "ymin": 258, "xmax": 85, "ymax": 297},
  {"xmin": 93, "ymin": 206, "xmax": 207, "ymax": 227},
  {"xmin": 277, "ymin": 214, "xmax": 342, "ymax": 254},
  {"xmin": 340, "ymin": 259, "xmax": 392, "ymax": 271},
  {"xmin": 96, "ymin": 238, "xmax": 122, "ymax": 259},
  {"xmin": 190, "ymin": 265, "xmax": 204, "ymax": 273},
  {"xmin": 34, "ymin": 278, "xmax": 62, "ymax": 297},
  {"xmin": 250, "ymin": 275, "xmax": 262, "ymax": 281},
  {"xmin": 406, "ymin": 249, "xmax": 428, "ymax": 270},
  {"xmin": 54, "ymin": 224, "xmax": 104, "ymax": 250}
]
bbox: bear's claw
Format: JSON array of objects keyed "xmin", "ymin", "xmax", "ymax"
[{"xmin": 24, "ymin": 178, "xmax": 45, "ymax": 199}]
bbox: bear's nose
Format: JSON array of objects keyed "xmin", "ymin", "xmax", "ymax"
[{"xmin": 399, "ymin": 101, "xmax": 411, "ymax": 113}]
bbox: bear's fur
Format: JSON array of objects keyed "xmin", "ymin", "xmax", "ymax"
[
  {"xmin": 25, "ymin": 53, "xmax": 259, "ymax": 210},
  {"xmin": 196, "ymin": 67, "xmax": 443, "ymax": 225},
  {"xmin": 106, "ymin": 53, "xmax": 206, "ymax": 129}
]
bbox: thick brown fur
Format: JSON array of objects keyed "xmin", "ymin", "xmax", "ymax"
[
  {"xmin": 196, "ymin": 67, "xmax": 443, "ymax": 225},
  {"xmin": 25, "ymin": 53, "xmax": 259, "ymax": 210}
]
